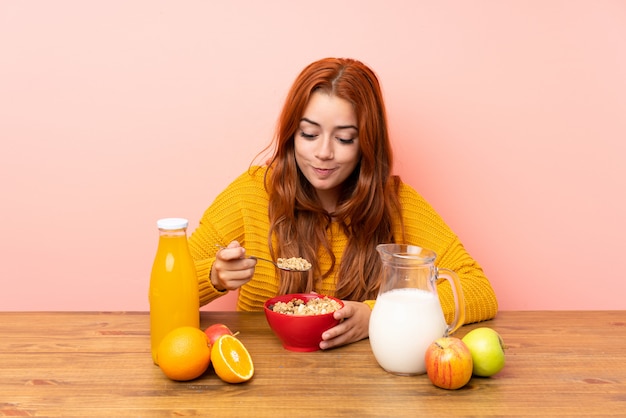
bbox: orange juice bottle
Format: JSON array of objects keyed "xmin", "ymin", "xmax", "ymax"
[{"xmin": 149, "ymin": 218, "xmax": 199, "ymax": 364}]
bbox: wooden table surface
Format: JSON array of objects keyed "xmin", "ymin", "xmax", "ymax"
[{"xmin": 1, "ymin": 310, "xmax": 625, "ymax": 417}]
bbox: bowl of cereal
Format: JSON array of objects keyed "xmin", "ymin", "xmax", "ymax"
[{"xmin": 263, "ymin": 293, "xmax": 344, "ymax": 352}]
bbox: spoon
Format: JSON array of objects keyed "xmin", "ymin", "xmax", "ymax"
[{"xmin": 215, "ymin": 245, "xmax": 311, "ymax": 272}]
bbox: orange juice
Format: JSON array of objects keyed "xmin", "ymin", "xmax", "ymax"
[{"xmin": 149, "ymin": 218, "xmax": 199, "ymax": 364}]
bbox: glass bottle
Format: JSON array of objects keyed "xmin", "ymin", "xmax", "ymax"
[{"xmin": 149, "ymin": 218, "xmax": 199, "ymax": 364}]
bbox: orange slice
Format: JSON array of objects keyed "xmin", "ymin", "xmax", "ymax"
[{"xmin": 211, "ymin": 334, "xmax": 254, "ymax": 383}]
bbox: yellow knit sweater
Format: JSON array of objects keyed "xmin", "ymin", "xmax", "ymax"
[{"xmin": 188, "ymin": 166, "xmax": 498, "ymax": 325}]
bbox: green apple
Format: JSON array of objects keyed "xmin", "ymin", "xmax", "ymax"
[{"xmin": 461, "ymin": 327, "xmax": 505, "ymax": 377}]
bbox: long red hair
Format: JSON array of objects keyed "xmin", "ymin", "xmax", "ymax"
[{"xmin": 265, "ymin": 57, "xmax": 404, "ymax": 301}]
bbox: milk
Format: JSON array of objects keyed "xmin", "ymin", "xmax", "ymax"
[{"xmin": 369, "ymin": 288, "xmax": 447, "ymax": 375}]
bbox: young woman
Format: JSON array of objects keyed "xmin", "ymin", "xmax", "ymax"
[{"xmin": 188, "ymin": 57, "xmax": 498, "ymax": 350}]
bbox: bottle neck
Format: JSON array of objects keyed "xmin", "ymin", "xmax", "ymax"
[{"xmin": 158, "ymin": 228, "xmax": 187, "ymax": 238}]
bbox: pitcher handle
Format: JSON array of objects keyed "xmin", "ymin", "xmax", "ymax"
[{"xmin": 436, "ymin": 268, "xmax": 466, "ymax": 336}]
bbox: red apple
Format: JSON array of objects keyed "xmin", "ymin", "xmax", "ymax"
[
  {"xmin": 204, "ymin": 323, "xmax": 233, "ymax": 345},
  {"xmin": 425, "ymin": 337, "xmax": 473, "ymax": 390}
]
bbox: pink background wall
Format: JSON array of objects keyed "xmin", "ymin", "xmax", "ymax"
[{"xmin": 2, "ymin": 1, "xmax": 625, "ymax": 312}]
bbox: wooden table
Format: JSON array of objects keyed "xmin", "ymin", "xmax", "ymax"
[{"xmin": 1, "ymin": 311, "xmax": 625, "ymax": 417}]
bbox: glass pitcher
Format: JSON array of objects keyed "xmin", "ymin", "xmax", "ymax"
[{"xmin": 368, "ymin": 244, "xmax": 465, "ymax": 375}]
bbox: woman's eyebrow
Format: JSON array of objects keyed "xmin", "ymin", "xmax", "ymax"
[
  {"xmin": 300, "ymin": 117, "xmax": 358, "ymax": 131},
  {"xmin": 300, "ymin": 117, "xmax": 320, "ymax": 127}
]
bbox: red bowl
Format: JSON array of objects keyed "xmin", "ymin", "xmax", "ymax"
[{"xmin": 263, "ymin": 293, "xmax": 344, "ymax": 352}]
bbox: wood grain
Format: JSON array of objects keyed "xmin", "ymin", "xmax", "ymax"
[{"xmin": 1, "ymin": 311, "xmax": 625, "ymax": 417}]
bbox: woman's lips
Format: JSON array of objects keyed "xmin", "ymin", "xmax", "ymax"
[{"xmin": 313, "ymin": 167, "xmax": 336, "ymax": 178}]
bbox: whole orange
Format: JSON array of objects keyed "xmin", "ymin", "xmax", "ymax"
[{"xmin": 157, "ymin": 326, "xmax": 211, "ymax": 381}]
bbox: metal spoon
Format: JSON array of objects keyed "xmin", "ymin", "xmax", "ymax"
[{"xmin": 215, "ymin": 245, "xmax": 311, "ymax": 272}]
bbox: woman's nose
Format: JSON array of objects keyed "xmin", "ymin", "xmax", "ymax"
[{"xmin": 315, "ymin": 137, "xmax": 334, "ymax": 160}]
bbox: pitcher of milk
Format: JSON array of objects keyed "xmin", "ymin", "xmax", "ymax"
[{"xmin": 369, "ymin": 244, "xmax": 466, "ymax": 375}]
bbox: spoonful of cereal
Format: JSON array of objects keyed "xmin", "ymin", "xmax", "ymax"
[
  {"xmin": 216, "ymin": 245, "xmax": 312, "ymax": 272},
  {"xmin": 276, "ymin": 257, "xmax": 312, "ymax": 272}
]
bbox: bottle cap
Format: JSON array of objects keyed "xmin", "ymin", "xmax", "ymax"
[{"xmin": 157, "ymin": 218, "xmax": 189, "ymax": 230}]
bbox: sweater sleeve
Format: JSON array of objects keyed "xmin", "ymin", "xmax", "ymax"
[
  {"xmin": 187, "ymin": 201, "xmax": 240, "ymax": 307},
  {"xmin": 435, "ymin": 236, "xmax": 498, "ymax": 325},
  {"xmin": 397, "ymin": 183, "xmax": 498, "ymax": 325},
  {"xmin": 187, "ymin": 168, "xmax": 267, "ymax": 307}
]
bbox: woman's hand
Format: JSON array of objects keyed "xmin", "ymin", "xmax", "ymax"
[
  {"xmin": 319, "ymin": 301, "xmax": 371, "ymax": 350},
  {"xmin": 210, "ymin": 241, "xmax": 256, "ymax": 291}
]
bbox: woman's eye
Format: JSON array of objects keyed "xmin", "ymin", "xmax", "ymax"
[
  {"xmin": 299, "ymin": 131, "xmax": 316, "ymax": 139},
  {"xmin": 337, "ymin": 137, "xmax": 356, "ymax": 144}
]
